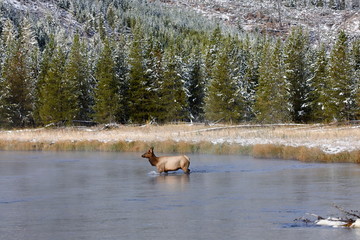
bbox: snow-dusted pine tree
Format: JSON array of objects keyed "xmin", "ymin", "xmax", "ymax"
[
  {"xmin": 350, "ymin": 39, "xmax": 360, "ymax": 119},
  {"xmin": 159, "ymin": 45, "xmax": 188, "ymax": 122},
  {"xmin": 203, "ymin": 26, "xmax": 222, "ymax": 87},
  {"xmin": 255, "ymin": 39, "xmax": 292, "ymax": 123},
  {"xmin": 143, "ymin": 37, "xmax": 164, "ymax": 122},
  {"xmin": 327, "ymin": 31, "xmax": 353, "ymax": 121},
  {"xmin": 38, "ymin": 46, "xmax": 67, "ymax": 125},
  {"xmin": 33, "ymin": 34, "xmax": 56, "ymax": 125},
  {"xmin": 0, "ymin": 18, "xmax": 38, "ymax": 127},
  {"xmin": 186, "ymin": 47, "xmax": 205, "ymax": 122},
  {"xmin": 63, "ymin": 33, "xmax": 92, "ymax": 122},
  {"xmin": 308, "ymin": 45, "xmax": 331, "ymax": 122},
  {"xmin": 127, "ymin": 24, "xmax": 151, "ymax": 123},
  {"xmin": 284, "ymin": 27, "xmax": 311, "ymax": 122},
  {"xmin": 205, "ymin": 41, "xmax": 242, "ymax": 123},
  {"xmin": 93, "ymin": 38, "xmax": 120, "ymax": 123},
  {"xmin": 241, "ymin": 35, "xmax": 261, "ymax": 121},
  {"xmin": 113, "ymin": 34, "xmax": 130, "ymax": 123}
]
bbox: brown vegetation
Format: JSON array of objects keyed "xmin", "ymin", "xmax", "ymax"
[{"xmin": 0, "ymin": 124, "xmax": 359, "ymax": 163}]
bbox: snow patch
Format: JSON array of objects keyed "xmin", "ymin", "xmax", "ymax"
[{"xmin": 316, "ymin": 217, "xmax": 348, "ymax": 227}]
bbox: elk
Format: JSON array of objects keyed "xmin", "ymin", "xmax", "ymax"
[{"xmin": 141, "ymin": 147, "xmax": 190, "ymax": 174}]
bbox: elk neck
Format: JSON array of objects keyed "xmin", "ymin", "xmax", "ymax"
[{"xmin": 148, "ymin": 154, "xmax": 159, "ymax": 166}]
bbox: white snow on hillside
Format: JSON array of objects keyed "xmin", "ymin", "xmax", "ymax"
[
  {"xmin": 163, "ymin": 0, "xmax": 360, "ymax": 42},
  {"xmin": 2, "ymin": 0, "xmax": 359, "ymax": 41}
]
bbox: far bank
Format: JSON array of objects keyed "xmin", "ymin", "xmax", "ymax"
[{"xmin": 0, "ymin": 124, "xmax": 359, "ymax": 163}]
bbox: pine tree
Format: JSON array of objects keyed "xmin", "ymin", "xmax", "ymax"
[
  {"xmin": 63, "ymin": 34, "xmax": 92, "ymax": 121},
  {"xmin": 255, "ymin": 39, "xmax": 291, "ymax": 123},
  {"xmin": 127, "ymin": 25, "xmax": 151, "ymax": 123},
  {"xmin": 38, "ymin": 46, "xmax": 67, "ymax": 125},
  {"xmin": 0, "ymin": 20, "xmax": 16, "ymax": 127},
  {"xmin": 327, "ymin": 31, "xmax": 353, "ymax": 121},
  {"xmin": 143, "ymin": 37, "xmax": 163, "ymax": 122},
  {"xmin": 308, "ymin": 45, "xmax": 330, "ymax": 122},
  {"xmin": 203, "ymin": 26, "xmax": 222, "ymax": 86},
  {"xmin": 34, "ymin": 34, "xmax": 56, "ymax": 125},
  {"xmin": 242, "ymin": 35, "xmax": 262, "ymax": 121},
  {"xmin": 187, "ymin": 48, "xmax": 205, "ymax": 122},
  {"xmin": 159, "ymin": 46, "xmax": 188, "ymax": 122},
  {"xmin": 0, "ymin": 34, "xmax": 5, "ymax": 127},
  {"xmin": 227, "ymin": 36, "xmax": 247, "ymax": 121},
  {"xmin": 0, "ymin": 18, "xmax": 37, "ymax": 127},
  {"xmin": 106, "ymin": 3, "xmax": 117, "ymax": 29},
  {"xmin": 98, "ymin": 14, "xmax": 107, "ymax": 41},
  {"xmin": 113, "ymin": 35, "xmax": 130, "ymax": 123},
  {"xmin": 93, "ymin": 38, "xmax": 120, "ymax": 123},
  {"xmin": 284, "ymin": 27, "xmax": 310, "ymax": 122},
  {"xmin": 350, "ymin": 39, "xmax": 360, "ymax": 119},
  {"xmin": 205, "ymin": 42, "xmax": 242, "ymax": 123}
]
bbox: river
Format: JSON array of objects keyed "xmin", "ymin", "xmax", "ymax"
[{"xmin": 1, "ymin": 151, "xmax": 360, "ymax": 240}]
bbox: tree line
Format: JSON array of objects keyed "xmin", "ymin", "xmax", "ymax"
[{"xmin": 0, "ymin": 11, "xmax": 359, "ymax": 127}]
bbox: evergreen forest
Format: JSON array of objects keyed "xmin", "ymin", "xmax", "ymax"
[{"xmin": 0, "ymin": 0, "xmax": 359, "ymax": 128}]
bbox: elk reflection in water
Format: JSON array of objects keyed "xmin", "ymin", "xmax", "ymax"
[{"xmin": 150, "ymin": 173, "xmax": 190, "ymax": 191}]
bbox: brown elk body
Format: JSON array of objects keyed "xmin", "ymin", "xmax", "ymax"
[{"xmin": 141, "ymin": 147, "xmax": 190, "ymax": 174}]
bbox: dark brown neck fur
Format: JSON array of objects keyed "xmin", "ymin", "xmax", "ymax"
[{"xmin": 147, "ymin": 154, "xmax": 159, "ymax": 166}]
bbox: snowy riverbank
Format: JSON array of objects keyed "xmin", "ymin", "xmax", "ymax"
[{"xmin": 1, "ymin": 124, "xmax": 359, "ymax": 153}]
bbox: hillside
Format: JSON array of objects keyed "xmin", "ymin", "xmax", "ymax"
[
  {"xmin": 0, "ymin": 0, "xmax": 359, "ymax": 128},
  {"xmin": 2, "ymin": 0, "xmax": 359, "ymax": 42},
  {"xmin": 163, "ymin": 0, "xmax": 360, "ymax": 42}
]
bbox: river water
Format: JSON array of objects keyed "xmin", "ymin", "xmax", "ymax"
[{"xmin": 1, "ymin": 151, "xmax": 360, "ymax": 240}]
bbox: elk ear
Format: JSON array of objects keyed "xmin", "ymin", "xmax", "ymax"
[{"xmin": 150, "ymin": 146, "xmax": 154, "ymax": 152}]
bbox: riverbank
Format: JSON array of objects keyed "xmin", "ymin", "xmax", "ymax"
[{"xmin": 0, "ymin": 123, "xmax": 359, "ymax": 163}]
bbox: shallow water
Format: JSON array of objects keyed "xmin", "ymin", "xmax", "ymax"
[{"xmin": 1, "ymin": 151, "xmax": 360, "ymax": 240}]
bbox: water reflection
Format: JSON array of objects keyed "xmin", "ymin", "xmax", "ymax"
[
  {"xmin": 1, "ymin": 152, "xmax": 360, "ymax": 240},
  {"xmin": 150, "ymin": 174, "xmax": 190, "ymax": 191}
]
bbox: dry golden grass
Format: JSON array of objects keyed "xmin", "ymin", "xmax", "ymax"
[{"xmin": 0, "ymin": 123, "xmax": 359, "ymax": 163}]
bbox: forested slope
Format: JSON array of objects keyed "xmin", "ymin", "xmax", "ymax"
[{"xmin": 0, "ymin": 0, "xmax": 359, "ymax": 128}]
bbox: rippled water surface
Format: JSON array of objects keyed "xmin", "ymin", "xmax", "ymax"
[{"xmin": 1, "ymin": 151, "xmax": 360, "ymax": 240}]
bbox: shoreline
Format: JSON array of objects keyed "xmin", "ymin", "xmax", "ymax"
[{"xmin": 0, "ymin": 124, "xmax": 359, "ymax": 163}]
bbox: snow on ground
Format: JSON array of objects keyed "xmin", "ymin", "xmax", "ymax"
[
  {"xmin": 165, "ymin": 0, "xmax": 360, "ymax": 42},
  {"xmin": 171, "ymin": 124, "xmax": 360, "ymax": 154},
  {"xmin": 1, "ymin": 124, "xmax": 358, "ymax": 154}
]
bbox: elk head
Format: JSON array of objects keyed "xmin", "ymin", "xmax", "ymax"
[{"xmin": 141, "ymin": 147, "xmax": 155, "ymax": 158}]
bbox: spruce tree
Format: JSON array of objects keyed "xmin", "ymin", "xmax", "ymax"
[
  {"xmin": 187, "ymin": 48, "xmax": 205, "ymax": 122},
  {"xmin": 227, "ymin": 36, "xmax": 247, "ymax": 121},
  {"xmin": 255, "ymin": 39, "xmax": 291, "ymax": 123},
  {"xmin": 106, "ymin": 3, "xmax": 117, "ymax": 29},
  {"xmin": 38, "ymin": 46, "xmax": 67, "ymax": 125},
  {"xmin": 143, "ymin": 38, "xmax": 163, "ymax": 122},
  {"xmin": 0, "ymin": 20, "xmax": 17, "ymax": 127},
  {"xmin": 327, "ymin": 31, "xmax": 353, "ymax": 121},
  {"xmin": 113, "ymin": 35, "xmax": 129, "ymax": 123},
  {"xmin": 63, "ymin": 34, "xmax": 92, "ymax": 121},
  {"xmin": 242, "ymin": 35, "xmax": 262, "ymax": 121},
  {"xmin": 205, "ymin": 42, "xmax": 242, "ymax": 123},
  {"xmin": 284, "ymin": 27, "xmax": 310, "ymax": 122},
  {"xmin": 0, "ymin": 18, "xmax": 37, "ymax": 127},
  {"xmin": 159, "ymin": 46, "xmax": 188, "ymax": 122},
  {"xmin": 351, "ymin": 40, "xmax": 360, "ymax": 119},
  {"xmin": 308, "ymin": 45, "xmax": 330, "ymax": 122},
  {"xmin": 204, "ymin": 26, "xmax": 222, "ymax": 86},
  {"xmin": 127, "ymin": 25, "xmax": 151, "ymax": 123},
  {"xmin": 93, "ymin": 38, "xmax": 120, "ymax": 123},
  {"xmin": 34, "ymin": 34, "xmax": 56, "ymax": 125}
]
